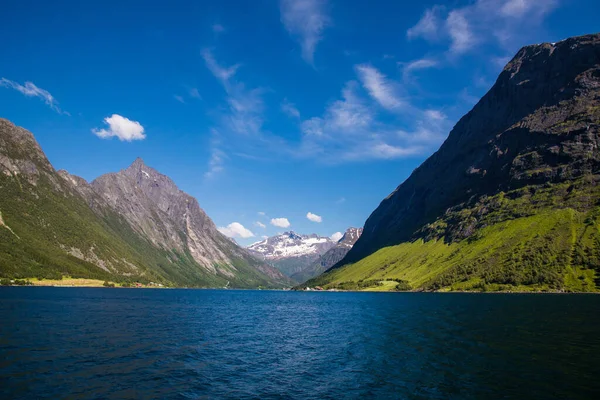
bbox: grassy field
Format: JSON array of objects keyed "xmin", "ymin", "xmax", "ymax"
[{"xmin": 30, "ymin": 278, "xmax": 108, "ymax": 287}]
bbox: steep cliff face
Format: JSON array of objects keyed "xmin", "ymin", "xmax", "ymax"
[
  {"xmin": 347, "ymin": 33, "xmax": 600, "ymax": 264},
  {"xmin": 309, "ymin": 34, "xmax": 600, "ymax": 292},
  {"xmin": 0, "ymin": 119, "xmax": 288, "ymax": 288}
]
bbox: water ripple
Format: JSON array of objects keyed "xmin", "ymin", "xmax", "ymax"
[{"xmin": 1, "ymin": 289, "xmax": 599, "ymax": 399}]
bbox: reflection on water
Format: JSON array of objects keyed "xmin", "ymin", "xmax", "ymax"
[{"xmin": 1, "ymin": 288, "xmax": 599, "ymax": 399}]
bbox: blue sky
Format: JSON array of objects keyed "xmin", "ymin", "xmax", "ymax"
[{"xmin": 1, "ymin": 0, "xmax": 598, "ymax": 246}]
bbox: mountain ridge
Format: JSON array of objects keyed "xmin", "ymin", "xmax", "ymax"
[
  {"xmin": 307, "ymin": 33, "xmax": 600, "ymax": 292},
  {"xmin": 0, "ymin": 119, "xmax": 289, "ymax": 288},
  {"xmin": 290, "ymin": 227, "xmax": 362, "ymax": 283},
  {"xmin": 247, "ymin": 231, "xmax": 336, "ymax": 278}
]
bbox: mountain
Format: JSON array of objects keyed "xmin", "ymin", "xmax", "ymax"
[
  {"xmin": 0, "ymin": 118, "xmax": 289, "ymax": 288},
  {"xmin": 247, "ymin": 232, "xmax": 335, "ymax": 278},
  {"xmin": 306, "ymin": 33, "xmax": 600, "ymax": 292},
  {"xmin": 290, "ymin": 227, "xmax": 362, "ymax": 283}
]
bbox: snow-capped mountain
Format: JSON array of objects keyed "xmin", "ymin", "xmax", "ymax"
[
  {"xmin": 248, "ymin": 231, "xmax": 335, "ymax": 260},
  {"xmin": 247, "ymin": 232, "xmax": 336, "ymax": 278},
  {"xmin": 337, "ymin": 227, "xmax": 363, "ymax": 249},
  {"xmin": 291, "ymin": 227, "xmax": 363, "ymax": 283}
]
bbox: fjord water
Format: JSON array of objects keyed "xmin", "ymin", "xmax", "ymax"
[{"xmin": 1, "ymin": 288, "xmax": 599, "ymax": 399}]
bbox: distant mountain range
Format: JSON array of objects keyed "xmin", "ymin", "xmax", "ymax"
[
  {"xmin": 306, "ymin": 33, "xmax": 600, "ymax": 292},
  {"xmin": 290, "ymin": 227, "xmax": 362, "ymax": 283},
  {"xmin": 0, "ymin": 119, "xmax": 290, "ymax": 288},
  {"xmin": 247, "ymin": 228, "xmax": 362, "ymax": 283}
]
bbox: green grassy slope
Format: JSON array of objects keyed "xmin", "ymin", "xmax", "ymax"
[
  {"xmin": 0, "ymin": 173, "xmax": 284, "ymax": 288},
  {"xmin": 306, "ymin": 179, "xmax": 600, "ymax": 292}
]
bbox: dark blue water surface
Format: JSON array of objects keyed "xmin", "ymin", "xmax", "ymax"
[{"xmin": 1, "ymin": 288, "xmax": 599, "ymax": 399}]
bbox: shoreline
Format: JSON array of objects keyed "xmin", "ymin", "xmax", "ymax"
[{"xmin": 1, "ymin": 284, "xmax": 597, "ymax": 294}]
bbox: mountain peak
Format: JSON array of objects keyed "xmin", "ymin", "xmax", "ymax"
[{"xmin": 128, "ymin": 157, "xmax": 146, "ymax": 169}]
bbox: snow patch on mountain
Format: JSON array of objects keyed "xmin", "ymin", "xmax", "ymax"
[{"xmin": 247, "ymin": 231, "xmax": 335, "ymax": 260}]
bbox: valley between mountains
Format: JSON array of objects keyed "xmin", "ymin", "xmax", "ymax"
[{"xmin": 2, "ymin": 33, "xmax": 600, "ymax": 292}]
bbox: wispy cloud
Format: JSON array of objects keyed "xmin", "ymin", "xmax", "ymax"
[
  {"xmin": 202, "ymin": 48, "xmax": 265, "ymax": 136},
  {"xmin": 280, "ymin": 0, "xmax": 329, "ymax": 65},
  {"xmin": 174, "ymin": 95, "xmax": 185, "ymax": 103},
  {"xmin": 0, "ymin": 78, "xmax": 69, "ymax": 115},
  {"xmin": 356, "ymin": 65, "xmax": 404, "ymax": 111},
  {"xmin": 212, "ymin": 23, "xmax": 225, "ymax": 34},
  {"xmin": 255, "ymin": 221, "xmax": 266, "ymax": 228},
  {"xmin": 281, "ymin": 98, "xmax": 301, "ymax": 118},
  {"xmin": 407, "ymin": 0, "xmax": 559, "ymax": 56},
  {"xmin": 201, "ymin": 49, "xmax": 450, "ymax": 164},
  {"xmin": 204, "ymin": 129, "xmax": 226, "ymax": 179},
  {"xmin": 446, "ymin": 10, "xmax": 475, "ymax": 55},
  {"xmin": 400, "ymin": 58, "xmax": 438, "ymax": 81},
  {"xmin": 298, "ymin": 65, "xmax": 450, "ymax": 161},
  {"xmin": 218, "ymin": 222, "xmax": 254, "ymax": 238},
  {"xmin": 407, "ymin": 6, "xmax": 443, "ymax": 41},
  {"xmin": 92, "ymin": 114, "xmax": 145, "ymax": 141},
  {"xmin": 189, "ymin": 88, "xmax": 201, "ymax": 99},
  {"xmin": 202, "ymin": 48, "xmax": 240, "ymax": 82}
]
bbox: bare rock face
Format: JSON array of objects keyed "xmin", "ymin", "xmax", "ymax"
[
  {"xmin": 89, "ymin": 158, "xmax": 267, "ymax": 276},
  {"xmin": 0, "ymin": 119, "xmax": 60, "ymax": 189},
  {"xmin": 344, "ymin": 33, "xmax": 600, "ymax": 265}
]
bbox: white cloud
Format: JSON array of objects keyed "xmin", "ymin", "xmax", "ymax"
[
  {"xmin": 306, "ymin": 212, "xmax": 322, "ymax": 223},
  {"xmin": 218, "ymin": 222, "xmax": 254, "ymax": 239},
  {"xmin": 280, "ymin": 0, "xmax": 329, "ymax": 65},
  {"xmin": 255, "ymin": 221, "xmax": 266, "ymax": 228},
  {"xmin": 281, "ymin": 98, "xmax": 301, "ymax": 118},
  {"xmin": 407, "ymin": 6, "xmax": 442, "ymax": 41},
  {"xmin": 174, "ymin": 95, "xmax": 185, "ymax": 103},
  {"xmin": 271, "ymin": 217, "xmax": 291, "ymax": 228},
  {"xmin": 258, "ymin": 211, "xmax": 266, "ymax": 216},
  {"xmin": 92, "ymin": 114, "xmax": 146, "ymax": 141},
  {"xmin": 0, "ymin": 78, "xmax": 68, "ymax": 115},
  {"xmin": 330, "ymin": 232, "xmax": 343, "ymax": 242},
  {"xmin": 356, "ymin": 65, "xmax": 404, "ymax": 111}
]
